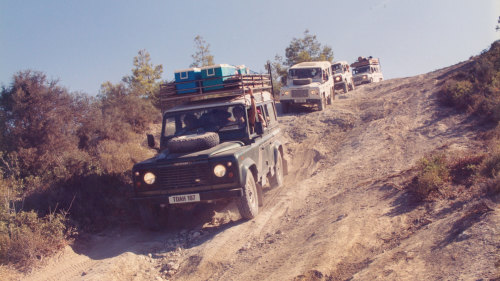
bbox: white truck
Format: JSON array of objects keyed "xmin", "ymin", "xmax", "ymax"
[
  {"xmin": 351, "ymin": 57, "xmax": 384, "ymax": 86},
  {"xmin": 332, "ymin": 61, "xmax": 355, "ymax": 93},
  {"xmin": 279, "ymin": 61, "xmax": 334, "ymax": 113}
]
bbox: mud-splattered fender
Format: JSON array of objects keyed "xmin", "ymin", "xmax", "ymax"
[{"xmin": 239, "ymin": 157, "xmax": 263, "ymax": 207}]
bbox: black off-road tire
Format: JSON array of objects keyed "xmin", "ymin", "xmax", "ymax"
[
  {"xmin": 138, "ymin": 203, "xmax": 168, "ymax": 231},
  {"xmin": 281, "ymin": 102, "xmax": 290, "ymax": 114},
  {"xmin": 236, "ymin": 171, "xmax": 259, "ymax": 219},
  {"xmin": 168, "ymin": 132, "xmax": 219, "ymax": 153},
  {"xmin": 318, "ymin": 95, "xmax": 325, "ymax": 111},
  {"xmin": 269, "ymin": 152, "xmax": 284, "ymax": 188}
]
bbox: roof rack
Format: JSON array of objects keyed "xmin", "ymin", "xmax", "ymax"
[
  {"xmin": 350, "ymin": 57, "xmax": 379, "ymax": 68},
  {"xmin": 159, "ymin": 73, "xmax": 272, "ymax": 113}
]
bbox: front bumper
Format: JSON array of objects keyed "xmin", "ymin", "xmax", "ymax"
[
  {"xmin": 132, "ymin": 187, "xmax": 242, "ymax": 204},
  {"xmin": 353, "ymin": 76, "xmax": 371, "ymax": 86},
  {"xmin": 280, "ymin": 98, "xmax": 322, "ymax": 106}
]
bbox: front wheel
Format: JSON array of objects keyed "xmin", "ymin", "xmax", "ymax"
[
  {"xmin": 281, "ymin": 102, "xmax": 290, "ymax": 114},
  {"xmin": 343, "ymin": 82, "xmax": 348, "ymax": 93},
  {"xmin": 236, "ymin": 171, "xmax": 259, "ymax": 219},
  {"xmin": 269, "ymin": 152, "xmax": 284, "ymax": 188},
  {"xmin": 138, "ymin": 203, "xmax": 168, "ymax": 231},
  {"xmin": 318, "ymin": 95, "xmax": 325, "ymax": 111}
]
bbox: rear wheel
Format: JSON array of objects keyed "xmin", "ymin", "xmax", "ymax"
[
  {"xmin": 236, "ymin": 171, "xmax": 259, "ymax": 219},
  {"xmin": 269, "ymin": 152, "xmax": 284, "ymax": 188}
]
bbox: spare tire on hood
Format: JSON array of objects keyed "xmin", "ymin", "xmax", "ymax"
[{"xmin": 167, "ymin": 132, "xmax": 220, "ymax": 153}]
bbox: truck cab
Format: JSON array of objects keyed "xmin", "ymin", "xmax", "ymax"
[
  {"xmin": 132, "ymin": 73, "xmax": 287, "ymax": 230},
  {"xmin": 351, "ymin": 57, "xmax": 384, "ymax": 86},
  {"xmin": 279, "ymin": 61, "xmax": 334, "ymax": 113},
  {"xmin": 332, "ymin": 61, "xmax": 355, "ymax": 93}
]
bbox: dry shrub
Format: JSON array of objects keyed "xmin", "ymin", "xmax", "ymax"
[
  {"xmin": 438, "ymin": 41, "xmax": 500, "ymax": 122},
  {"xmin": 0, "ymin": 211, "xmax": 69, "ymax": 269},
  {"xmin": 439, "ymin": 80, "xmax": 474, "ymax": 110},
  {"xmin": 97, "ymin": 139, "xmax": 154, "ymax": 174},
  {"xmin": 412, "ymin": 153, "xmax": 450, "ymax": 199}
]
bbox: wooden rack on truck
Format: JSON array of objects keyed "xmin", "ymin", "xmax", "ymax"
[
  {"xmin": 350, "ymin": 57, "xmax": 380, "ymax": 68},
  {"xmin": 159, "ymin": 73, "xmax": 272, "ymax": 112}
]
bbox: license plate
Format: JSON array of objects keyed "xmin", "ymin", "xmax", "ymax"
[
  {"xmin": 295, "ymin": 99, "xmax": 306, "ymax": 103},
  {"xmin": 168, "ymin": 193, "xmax": 200, "ymax": 204}
]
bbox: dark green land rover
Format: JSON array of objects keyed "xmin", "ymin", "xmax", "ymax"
[{"xmin": 132, "ymin": 85, "xmax": 287, "ymax": 230}]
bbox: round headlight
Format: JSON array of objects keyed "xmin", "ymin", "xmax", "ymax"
[
  {"xmin": 363, "ymin": 75, "xmax": 368, "ymax": 79},
  {"xmin": 335, "ymin": 76, "xmax": 341, "ymax": 81},
  {"xmin": 310, "ymin": 90, "xmax": 318, "ymax": 95},
  {"xmin": 282, "ymin": 91, "xmax": 290, "ymax": 96},
  {"xmin": 143, "ymin": 172, "xmax": 156, "ymax": 184},
  {"xmin": 213, "ymin": 164, "xmax": 226, "ymax": 177}
]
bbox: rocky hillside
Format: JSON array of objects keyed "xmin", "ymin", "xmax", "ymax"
[{"xmin": 22, "ymin": 61, "xmax": 499, "ymax": 281}]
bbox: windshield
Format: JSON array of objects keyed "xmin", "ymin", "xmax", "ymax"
[
  {"xmin": 353, "ymin": 66, "xmax": 370, "ymax": 74},
  {"xmin": 289, "ymin": 68, "xmax": 322, "ymax": 79},
  {"xmin": 162, "ymin": 105, "xmax": 247, "ymax": 142},
  {"xmin": 332, "ymin": 64, "xmax": 344, "ymax": 74}
]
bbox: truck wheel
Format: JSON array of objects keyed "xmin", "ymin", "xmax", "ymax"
[
  {"xmin": 236, "ymin": 171, "xmax": 259, "ymax": 219},
  {"xmin": 281, "ymin": 102, "xmax": 290, "ymax": 114},
  {"xmin": 269, "ymin": 152, "xmax": 284, "ymax": 188},
  {"xmin": 168, "ymin": 132, "xmax": 219, "ymax": 153},
  {"xmin": 138, "ymin": 203, "xmax": 168, "ymax": 231},
  {"xmin": 318, "ymin": 96, "xmax": 325, "ymax": 111}
]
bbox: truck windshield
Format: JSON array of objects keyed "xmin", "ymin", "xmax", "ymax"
[
  {"xmin": 353, "ymin": 66, "xmax": 370, "ymax": 74},
  {"xmin": 289, "ymin": 68, "xmax": 322, "ymax": 79},
  {"xmin": 163, "ymin": 105, "xmax": 247, "ymax": 142},
  {"xmin": 332, "ymin": 64, "xmax": 343, "ymax": 74}
]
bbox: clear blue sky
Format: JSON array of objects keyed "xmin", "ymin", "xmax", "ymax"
[{"xmin": 1, "ymin": 0, "xmax": 499, "ymax": 95}]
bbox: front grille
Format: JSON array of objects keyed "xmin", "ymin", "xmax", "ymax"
[
  {"xmin": 156, "ymin": 162, "xmax": 211, "ymax": 189},
  {"xmin": 291, "ymin": 89, "xmax": 309, "ymax": 97}
]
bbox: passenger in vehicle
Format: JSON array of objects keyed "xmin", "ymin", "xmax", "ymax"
[
  {"xmin": 231, "ymin": 106, "xmax": 246, "ymax": 128},
  {"xmin": 247, "ymin": 88, "xmax": 267, "ymax": 133},
  {"xmin": 176, "ymin": 113, "xmax": 199, "ymax": 135},
  {"xmin": 201, "ymin": 109, "xmax": 231, "ymax": 131}
]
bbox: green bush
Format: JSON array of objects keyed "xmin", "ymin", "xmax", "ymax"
[
  {"xmin": 413, "ymin": 153, "xmax": 450, "ymax": 198},
  {"xmin": 439, "ymin": 40, "xmax": 500, "ymax": 122},
  {"xmin": 0, "ymin": 210, "xmax": 69, "ymax": 269}
]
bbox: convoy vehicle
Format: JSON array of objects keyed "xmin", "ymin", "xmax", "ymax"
[
  {"xmin": 351, "ymin": 57, "xmax": 384, "ymax": 86},
  {"xmin": 132, "ymin": 70, "xmax": 287, "ymax": 230},
  {"xmin": 332, "ymin": 61, "xmax": 355, "ymax": 93},
  {"xmin": 279, "ymin": 61, "xmax": 334, "ymax": 113}
]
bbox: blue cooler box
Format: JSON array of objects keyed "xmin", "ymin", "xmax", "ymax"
[
  {"xmin": 174, "ymin": 67, "xmax": 201, "ymax": 94},
  {"xmin": 200, "ymin": 64, "xmax": 237, "ymax": 91},
  {"xmin": 237, "ymin": 65, "xmax": 249, "ymax": 75}
]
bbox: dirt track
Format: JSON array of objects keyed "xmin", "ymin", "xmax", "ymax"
[{"xmin": 24, "ymin": 62, "xmax": 499, "ymax": 281}]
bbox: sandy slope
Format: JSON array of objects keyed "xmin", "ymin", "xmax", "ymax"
[{"xmin": 22, "ymin": 62, "xmax": 499, "ymax": 281}]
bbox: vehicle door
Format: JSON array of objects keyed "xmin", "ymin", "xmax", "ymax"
[{"xmin": 257, "ymin": 102, "xmax": 278, "ymax": 179}]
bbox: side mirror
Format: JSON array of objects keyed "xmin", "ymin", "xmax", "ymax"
[
  {"xmin": 147, "ymin": 134, "xmax": 155, "ymax": 148},
  {"xmin": 255, "ymin": 122, "xmax": 264, "ymax": 135}
]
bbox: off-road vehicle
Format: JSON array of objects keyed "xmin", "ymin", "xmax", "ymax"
[
  {"xmin": 351, "ymin": 56, "xmax": 384, "ymax": 86},
  {"xmin": 332, "ymin": 61, "xmax": 355, "ymax": 93},
  {"xmin": 279, "ymin": 61, "xmax": 334, "ymax": 113},
  {"xmin": 132, "ymin": 72, "xmax": 287, "ymax": 230}
]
